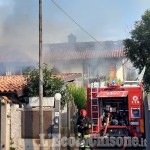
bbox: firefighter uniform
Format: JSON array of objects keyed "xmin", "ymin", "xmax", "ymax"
[{"xmin": 76, "ymin": 109, "xmax": 92, "ymax": 148}]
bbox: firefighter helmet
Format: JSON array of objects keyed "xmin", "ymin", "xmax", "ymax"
[{"xmin": 80, "ymin": 109, "xmax": 87, "ymax": 116}]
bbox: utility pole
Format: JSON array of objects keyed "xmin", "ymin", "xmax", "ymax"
[
  {"xmin": 39, "ymin": 0, "xmax": 44, "ymax": 149},
  {"xmin": 0, "ymin": 98, "xmax": 1, "ymax": 150},
  {"xmin": 67, "ymin": 101, "xmax": 71, "ymax": 150}
]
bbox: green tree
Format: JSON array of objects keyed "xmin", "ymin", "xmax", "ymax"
[
  {"xmin": 123, "ymin": 10, "xmax": 150, "ymax": 92},
  {"xmin": 67, "ymin": 84, "xmax": 86, "ymax": 112},
  {"xmin": 60, "ymin": 85, "xmax": 74, "ymax": 109},
  {"xmin": 23, "ymin": 64, "xmax": 64, "ymax": 97}
]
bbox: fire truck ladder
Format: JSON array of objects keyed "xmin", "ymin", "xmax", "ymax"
[{"xmin": 91, "ymin": 86, "xmax": 99, "ymax": 133}]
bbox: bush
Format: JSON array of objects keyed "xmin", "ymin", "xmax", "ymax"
[{"xmin": 67, "ymin": 84, "xmax": 86, "ymax": 112}]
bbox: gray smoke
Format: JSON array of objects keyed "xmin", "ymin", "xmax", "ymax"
[{"xmin": 0, "ymin": 0, "xmax": 38, "ymax": 63}]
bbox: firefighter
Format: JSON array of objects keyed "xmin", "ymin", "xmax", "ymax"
[{"xmin": 77, "ymin": 109, "xmax": 92, "ymax": 148}]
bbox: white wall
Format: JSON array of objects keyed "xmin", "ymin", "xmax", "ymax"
[{"xmin": 52, "ymin": 58, "xmax": 124, "ymax": 84}]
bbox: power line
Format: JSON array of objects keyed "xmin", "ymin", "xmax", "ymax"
[{"xmin": 50, "ymin": 0, "xmax": 107, "ymax": 50}]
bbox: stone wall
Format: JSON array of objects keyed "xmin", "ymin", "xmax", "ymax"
[
  {"xmin": 1, "ymin": 103, "xmax": 10, "ymax": 150},
  {"xmin": 10, "ymin": 105, "xmax": 24, "ymax": 150}
]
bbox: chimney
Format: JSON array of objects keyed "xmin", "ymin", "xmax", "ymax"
[{"xmin": 68, "ymin": 33, "xmax": 76, "ymax": 44}]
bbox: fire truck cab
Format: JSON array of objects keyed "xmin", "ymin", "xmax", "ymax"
[{"xmin": 86, "ymin": 81, "xmax": 145, "ymax": 138}]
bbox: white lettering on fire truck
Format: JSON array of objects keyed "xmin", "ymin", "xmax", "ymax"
[
  {"xmin": 105, "ymin": 91, "xmax": 126, "ymax": 96},
  {"xmin": 132, "ymin": 96, "xmax": 139, "ymax": 104}
]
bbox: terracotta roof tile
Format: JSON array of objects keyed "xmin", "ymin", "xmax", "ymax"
[
  {"xmin": 0, "ymin": 73, "xmax": 81, "ymax": 96},
  {"xmin": 0, "ymin": 75, "xmax": 26, "ymax": 95},
  {"xmin": 52, "ymin": 73, "xmax": 82, "ymax": 82},
  {"xmin": 44, "ymin": 49, "xmax": 125, "ymax": 62}
]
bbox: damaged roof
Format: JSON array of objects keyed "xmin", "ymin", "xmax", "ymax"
[{"xmin": 44, "ymin": 49, "xmax": 124, "ymax": 62}]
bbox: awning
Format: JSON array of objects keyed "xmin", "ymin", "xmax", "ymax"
[{"xmin": 97, "ymin": 91, "xmax": 128, "ymax": 98}]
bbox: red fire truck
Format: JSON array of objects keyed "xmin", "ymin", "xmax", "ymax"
[{"xmin": 86, "ymin": 81, "xmax": 145, "ymax": 138}]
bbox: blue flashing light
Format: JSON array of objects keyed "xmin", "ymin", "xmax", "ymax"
[{"xmin": 112, "ymin": 80, "xmax": 116, "ymax": 84}]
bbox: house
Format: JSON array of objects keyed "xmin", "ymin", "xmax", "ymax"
[
  {"xmin": 44, "ymin": 34, "xmax": 125, "ymax": 86},
  {"xmin": 0, "ymin": 34, "xmax": 136, "ymax": 83},
  {"xmin": 0, "ymin": 34, "xmax": 127, "ymax": 84},
  {"xmin": 0, "ymin": 73, "xmax": 81, "ymax": 150}
]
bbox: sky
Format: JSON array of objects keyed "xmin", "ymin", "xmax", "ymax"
[{"xmin": 0, "ymin": 0, "xmax": 150, "ymax": 59}]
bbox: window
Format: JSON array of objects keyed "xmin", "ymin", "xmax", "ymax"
[{"xmin": 131, "ymin": 108, "xmax": 140, "ymax": 118}]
